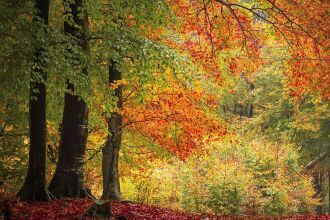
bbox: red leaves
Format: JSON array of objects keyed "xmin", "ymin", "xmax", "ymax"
[
  {"xmin": 4, "ymin": 199, "xmax": 330, "ymax": 220},
  {"xmin": 288, "ymin": 51, "xmax": 330, "ymax": 100},
  {"xmin": 8, "ymin": 198, "xmax": 93, "ymax": 219}
]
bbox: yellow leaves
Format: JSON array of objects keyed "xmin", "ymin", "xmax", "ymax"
[
  {"xmin": 165, "ymin": 67, "xmax": 172, "ymax": 78},
  {"xmin": 23, "ymin": 137, "xmax": 29, "ymax": 145},
  {"xmin": 4, "ymin": 124, "xmax": 13, "ymax": 132},
  {"xmin": 291, "ymin": 115, "xmax": 320, "ymax": 132},
  {"xmin": 290, "ymin": 101, "xmax": 329, "ymax": 133},
  {"xmin": 88, "ymin": 129, "xmax": 107, "ymax": 146},
  {"xmin": 46, "ymin": 121, "xmax": 58, "ymax": 135},
  {"xmin": 173, "ymin": 137, "xmax": 319, "ymax": 214},
  {"xmin": 110, "ymin": 79, "xmax": 128, "ymax": 90}
]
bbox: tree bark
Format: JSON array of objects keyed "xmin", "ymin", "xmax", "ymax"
[
  {"xmin": 248, "ymin": 104, "xmax": 253, "ymax": 118},
  {"xmin": 17, "ymin": 0, "xmax": 50, "ymax": 202},
  {"xmin": 48, "ymin": 0, "xmax": 89, "ymax": 198},
  {"xmin": 102, "ymin": 60, "xmax": 122, "ymax": 201},
  {"xmin": 314, "ymin": 171, "xmax": 324, "ymax": 214},
  {"xmin": 85, "ymin": 201, "xmax": 112, "ymax": 218},
  {"xmin": 306, "ymin": 153, "xmax": 329, "ymax": 171},
  {"xmin": 328, "ymin": 167, "xmax": 330, "ymax": 214}
]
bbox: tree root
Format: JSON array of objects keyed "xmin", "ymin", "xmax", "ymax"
[{"xmin": 85, "ymin": 200, "xmax": 112, "ymax": 218}]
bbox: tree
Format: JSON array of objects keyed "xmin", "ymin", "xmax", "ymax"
[
  {"xmin": 102, "ymin": 60, "xmax": 123, "ymax": 201},
  {"xmin": 85, "ymin": 60, "xmax": 123, "ymax": 218},
  {"xmin": 83, "ymin": 0, "xmax": 175, "ymax": 203},
  {"xmin": 17, "ymin": 0, "xmax": 50, "ymax": 202},
  {"xmin": 168, "ymin": 0, "xmax": 329, "ymax": 98},
  {"xmin": 122, "ymin": 80, "xmax": 225, "ymax": 160},
  {"xmin": 48, "ymin": 0, "xmax": 90, "ymax": 198}
]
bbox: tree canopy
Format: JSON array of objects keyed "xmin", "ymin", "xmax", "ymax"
[{"xmin": 0, "ymin": 0, "xmax": 329, "ymax": 218}]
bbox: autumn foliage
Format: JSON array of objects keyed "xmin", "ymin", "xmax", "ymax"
[
  {"xmin": 1, "ymin": 198, "xmax": 328, "ymax": 220},
  {"xmin": 123, "ymin": 86, "xmax": 225, "ymax": 159},
  {"xmin": 0, "ymin": 0, "xmax": 329, "ymax": 218}
]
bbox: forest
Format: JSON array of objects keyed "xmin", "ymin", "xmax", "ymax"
[{"xmin": 0, "ymin": 0, "xmax": 329, "ymax": 219}]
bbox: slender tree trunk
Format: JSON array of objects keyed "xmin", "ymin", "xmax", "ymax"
[
  {"xmin": 17, "ymin": 0, "xmax": 50, "ymax": 202},
  {"xmin": 85, "ymin": 61, "xmax": 121, "ymax": 218},
  {"xmin": 248, "ymin": 104, "xmax": 253, "ymax": 118},
  {"xmin": 248, "ymin": 79, "xmax": 254, "ymax": 118},
  {"xmin": 102, "ymin": 60, "xmax": 122, "ymax": 201},
  {"xmin": 48, "ymin": 0, "xmax": 89, "ymax": 198},
  {"xmin": 233, "ymin": 101, "xmax": 237, "ymax": 115},
  {"xmin": 328, "ymin": 167, "xmax": 330, "ymax": 214},
  {"xmin": 314, "ymin": 171, "xmax": 324, "ymax": 214}
]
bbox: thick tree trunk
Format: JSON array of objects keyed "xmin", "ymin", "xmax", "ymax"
[
  {"xmin": 48, "ymin": 0, "xmax": 89, "ymax": 198},
  {"xmin": 17, "ymin": 0, "xmax": 50, "ymax": 202},
  {"xmin": 102, "ymin": 60, "xmax": 122, "ymax": 201}
]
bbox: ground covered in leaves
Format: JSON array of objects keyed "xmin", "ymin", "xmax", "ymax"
[{"xmin": 1, "ymin": 198, "xmax": 329, "ymax": 220}]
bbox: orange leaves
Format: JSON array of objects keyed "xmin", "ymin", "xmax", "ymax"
[
  {"xmin": 167, "ymin": 0, "xmax": 329, "ymax": 101},
  {"xmin": 288, "ymin": 46, "xmax": 330, "ymax": 100},
  {"xmin": 166, "ymin": 0, "xmax": 266, "ymax": 85},
  {"xmin": 166, "ymin": 0, "xmax": 227, "ymax": 79},
  {"xmin": 122, "ymin": 86, "xmax": 226, "ymax": 160},
  {"xmin": 267, "ymin": 0, "xmax": 330, "ymax": 99}
]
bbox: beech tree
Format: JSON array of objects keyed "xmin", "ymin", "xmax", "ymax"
[
  {"xmin": 102, "ymin": 60, "xmax": 123, "ymax": 201},
  {"xmin": 18, "ymin": 0, "xmax": 50, "ymax": 202},
  {"xmin": 85, "ymin": 60, "xmax": 123, "ymax": 217},
  {"xmin": 0, "ymin": 0, "xmax": 328, "ymax": 216},
  {"xmin": 48, "ymin": 0, "xmax": 90, "ymax": 198}
]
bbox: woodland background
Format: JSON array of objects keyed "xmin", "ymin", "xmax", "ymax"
[{"xmin": 0, "ymin": 0, "xmax": 329, "ymax": 218}]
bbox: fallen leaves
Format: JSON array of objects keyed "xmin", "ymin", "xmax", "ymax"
[{"xmin": 2, "ymin": 198, "xmax": 329, "ymax": 220}]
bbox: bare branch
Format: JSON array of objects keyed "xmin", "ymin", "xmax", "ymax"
[{"xmin": 306, "ymin": 152, "xmax": 329, "ymax": 171}]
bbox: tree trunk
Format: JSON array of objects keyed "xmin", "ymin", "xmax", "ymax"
[
  {"xmin": 48, "ymin": 0, "xmax": 89, "ymax": 198},
  {"xmin": 314, "ymin": 171, "xmax": 324, "ymax": 214},
  {"xmin": 248, "ymin": 104, "xmax": 253, "ymax": 118},
  {"xmin": 102, "ymin": 60, "xmax": 122, "ymax": 201},
  {"xmin": 328, "ymin": 167, "xmax": 330, "ymax": 215},
  {"xmin": 17, "ymin": 0, "xmax": 50, "ymax": 202},
  {"xmin": 85, "ymin": 201, "xmax": 112, "ymax": 218},
  {"xmin": 222, "ymin": 105, "xmax": 226, "ymax": 114},
  {"xmin": 233, "ymin": 101, "xmax": 237, "ymax": 115}
]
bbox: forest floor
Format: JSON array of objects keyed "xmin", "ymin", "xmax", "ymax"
[{"xmin": 1, "ymin": 198, "xmax": 329, "ymax": 220}]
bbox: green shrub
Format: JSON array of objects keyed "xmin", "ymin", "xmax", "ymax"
[{"xmin": 123, "ymin": 138, "xmax": 318, "ymax": 216}]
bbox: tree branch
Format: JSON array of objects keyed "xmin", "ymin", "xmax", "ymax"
[{"xmin": 306, "ymin": 152, "xmax": 329, "ymax": 171}]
